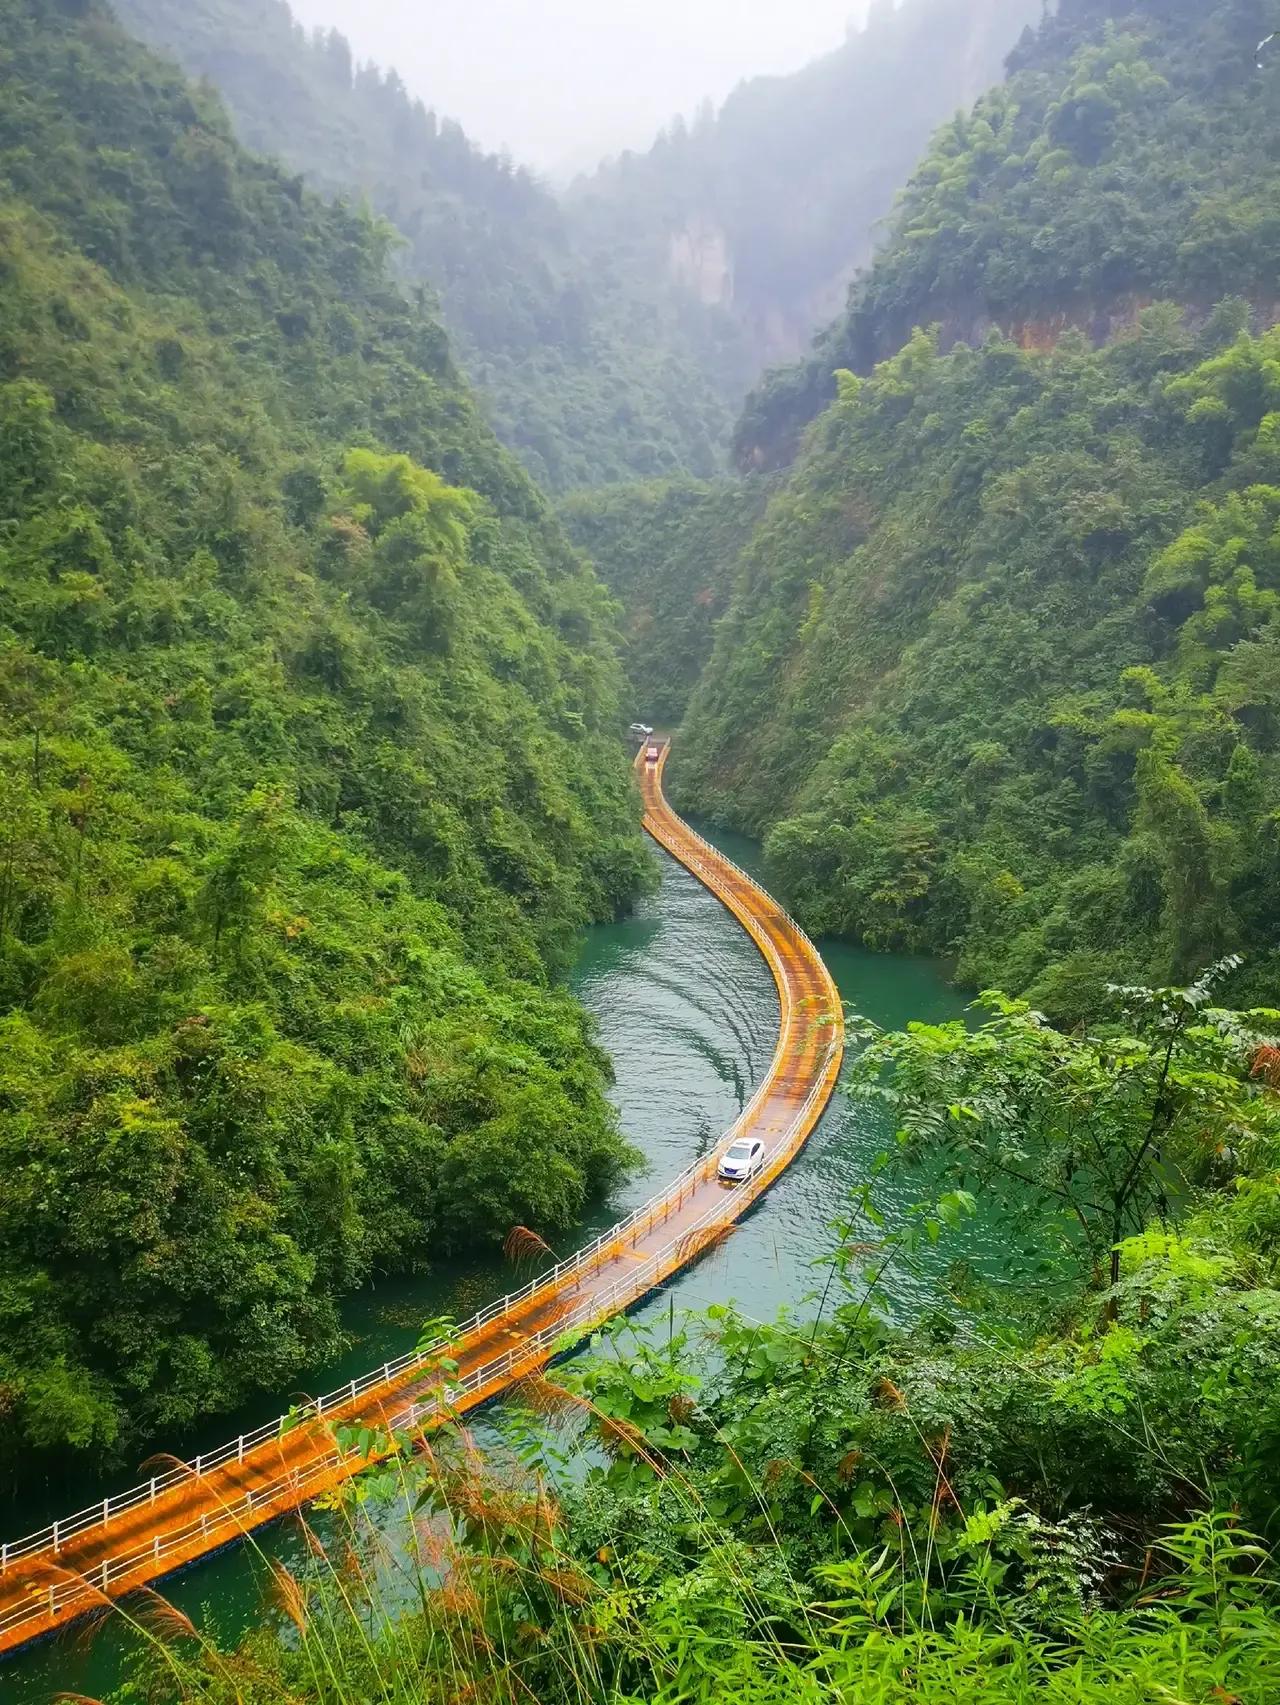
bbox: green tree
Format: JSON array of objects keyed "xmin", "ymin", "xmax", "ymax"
[{"xmin": 849, "ymin": 962, "xmax": 1271, "ymax": 1295}]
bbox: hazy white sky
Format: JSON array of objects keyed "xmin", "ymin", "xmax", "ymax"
[{"xmin": 284, "ymin": 0, "xmax": 871, "ymax": 175}]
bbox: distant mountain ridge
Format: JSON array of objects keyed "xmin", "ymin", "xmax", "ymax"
[
  {"xmin": 111, "ymin": 0, "xmax": 748, "ymax": 492},
  {"xmin": 572, "ymin": 0, "xmax": 1043, "ymax": 375},
  {"xmin": 111, "ymin": 0, "xmax": 1044, "ymax": 492}
]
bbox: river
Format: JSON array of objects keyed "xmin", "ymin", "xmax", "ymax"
[{"xmin": 3, "ymin": 825, "xmax": 963, "ymax": 1701}]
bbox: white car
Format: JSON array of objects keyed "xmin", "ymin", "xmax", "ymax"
[
  {"xmin": 718, "ymin": 1136, "xmax": 765, "ymax": 1183},
  {"xmin": 629, "ymin": 722, "xmax": 654, "ymax": 738}
]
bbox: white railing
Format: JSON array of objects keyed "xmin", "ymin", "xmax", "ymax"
[
  {"xmin": 0, "ymin": 1033, "xmax": 842, "ymax": 1645},
  {"xmin": 0, "ymin": 1139, "xmax": 731, "ymax": 1575},
  {"xmin": 0, "ymin": 781, "xmax": 844, "ymax": 1643}
]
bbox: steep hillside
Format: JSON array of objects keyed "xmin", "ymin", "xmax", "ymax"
[
  {"xmin": 572, "ymin": 0, "xmax": 1042, "ymax": 376},
  {"xmin": 561, "ymin": 480, "xmax": 766, "ymax": 725},
  {"xmin": 0, "ymin": 0, "xmax": 648, "ymax": 1475},
  {"xmin": 677, "ymin": 0, "xmax": 1280, "ymax": 1018},
  {"xmin": 739, "ymin": 0, "xmax": 1280, "ymax": 469},
  {"xmin": 111, "ymin": 0, "xmax": 747, "ymax": 491}
]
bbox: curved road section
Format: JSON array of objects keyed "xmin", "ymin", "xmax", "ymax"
[{"xmin": 0, "ymin": 743, "xmax": 844, "ymax": 1656}]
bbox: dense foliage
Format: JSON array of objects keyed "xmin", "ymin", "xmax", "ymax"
[
  {"xmin": 570, "ymin": 0, "xmax": 1040, "ymax": 377},
  {"xmin": 110, "ymin": 976, "xmax": 1280, "ymax": 1702},
  {"xmin": 739, "ymin": 0, "xmax": 1280, "ymax": 468},
  {"xmin": 560, "ymin": 479, "xmax": 766, "ymax": 724},
  {"xmin": 111, "ymin": 0, "xmax": 746, "ymax": 491},
  {"xmin": 0, "ymin": 0, "xmax": 649, "ymax": 1475},
  {"xmin": 678, "ymin": 307, "xmax": 1280, "ymax": 1016}
]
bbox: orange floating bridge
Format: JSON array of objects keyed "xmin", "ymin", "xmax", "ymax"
[{"xmin": 0, "ymin": 743, "xmax": 844, "ymax": 1657}]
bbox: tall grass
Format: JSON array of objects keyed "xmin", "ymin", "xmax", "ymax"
[{"xmin": 50, "ymin": 1348, "xmax": 1278, "ymax": 1705}]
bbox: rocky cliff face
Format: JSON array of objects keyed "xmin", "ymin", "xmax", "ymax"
[
  {"xmin": 732, "ymin": 291, "xmax": 1280, "ymax": 477},
  {"xmin": 666, "ymin": 228, "xmax": 859, "ymax": 367},
  {"xmin": 668, "ymin": 217, "xmax": 734, "ymax": 308},
  {"xmin": 576, "ymin": 0, "xmax": 1042, "ymax": 403},
  {"xmin": 739, "ymin": 271, "xmax": 861, "ymax": 368},
  {"xmin": 872, "ymin": 292, "xmax": 1280, "ymax": 367}
]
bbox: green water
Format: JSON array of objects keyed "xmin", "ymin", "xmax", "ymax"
[{"xmin": 2, "ymin": 827, "xmax": 963, "ymax": 1701}]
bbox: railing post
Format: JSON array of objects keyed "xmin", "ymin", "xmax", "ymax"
[
  {"xmin": 237, "ymin": 1435, "xmax": 245, "ymax": 1464},
  {"xmin": 149, "ymin": 1477, "xmax": 157, "ymax": 1503},
  {"xmin": 52, "ymin": 1520, "xmax": 60, "ymax": 1555},
  {"xmin": 194, "ymin": 1454, "xmax": 202, "ymax": 1476},
  {"xmin": 102, "ymin": 1498, "xmax": 109, "ymax": 1527}
]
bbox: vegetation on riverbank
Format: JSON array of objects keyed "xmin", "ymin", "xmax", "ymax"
[
  {"xmin": 676, "ymin": 0, "xmax": 1280, "ymax": 1020},
  {"xmin": 676, "ymin": 311, "xmax": 1280, "ymax": 1017},
  {"xmin": 106, "ymin": 968, "xmax": 1280, "ymax": 1702},
  {"xmin": 0, "ymin": 0, "xmax": 647, "ymax": 1476}
]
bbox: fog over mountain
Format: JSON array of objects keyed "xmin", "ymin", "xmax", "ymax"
[{"xmin": 283, "ymin": 0, "xmax": 870, "ymax": 173}]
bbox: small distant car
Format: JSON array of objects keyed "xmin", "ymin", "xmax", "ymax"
[
  {"xmin": 717, "ymin": 1136, "xmax": 765, "ymax": 1183},
  {"xmin": 629, "ymin": 722, "xmax": 654, "ymax": 738},
  {"xmin": 645, "ymin": 742, "xmax": 661, "ymax": 764}
]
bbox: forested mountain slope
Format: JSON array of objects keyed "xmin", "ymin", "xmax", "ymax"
[
  {"xmin": 113, "ymin": 0, "xmax": 1047, "ymax": 495},
  {"xmin": 677, "ymin": 0, "xmax": 1280, "ymax": 1018},
  {"xmin": 739, "ymin": 0, "xmax": 1280, "ymax": 469},
  {"xmin": 0, "ymin": 0, "xmax": 647, "ymax": 1477},
  {"xmin": 111, "ymin": 0, "xmax": 747, "ymax": 491},
  {"xmin": 561, "ymin": 480, "xmax": 767, "ymax": 726},
  {"xmin": 572, "ymin": 0, "xmax": 1042, "ymax": 376}
]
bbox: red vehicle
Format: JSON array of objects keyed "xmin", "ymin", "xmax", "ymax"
[{"xmin": 645, "ymin": 742, "xmax": 661, "ymax": 765}]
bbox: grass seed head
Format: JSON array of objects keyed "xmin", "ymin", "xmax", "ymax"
[{"xmin": 503, "ymin": 1225, "xmax": 555, "ymax": 1263}]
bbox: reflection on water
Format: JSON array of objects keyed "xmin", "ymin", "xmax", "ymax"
[{"xmin": 4, "ymin": 828, "xmax": 963, "ymax": 1701}]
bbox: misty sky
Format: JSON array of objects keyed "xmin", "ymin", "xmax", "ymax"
[{"xmin": 284, "ymin": 0, "xmax": 871, "ymax": 176}]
